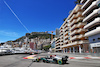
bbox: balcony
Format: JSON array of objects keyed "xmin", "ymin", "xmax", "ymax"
[
  {"xmin": 70, "ymin": 30, "xmax": 78, "ymax": 36},
  {"xmin": 81, "ymin": 0, "xmax": 93, "ymax": 9},
  {"xmin": 77, "ymin": 28, "xmax": 86, "ymax": 33},
  {"xmin": 75, "ymin": 6, "xmax": 82, "ymax": 12},
  {"xmin": 84, "ymin": 17, "xmax": 100, "ymax": 29},
  {"xmin": 69, "ymin": 19, "xmax": 77, "ymax": 26},
  {"xmin": 80, "ymin": 0, "xmax": 87, "ymax": 3},
  {"xmin": 85, "ymin": 27, "xmax": 100, "ymax": 37},
  {"xmin": 56, "ymin": 43, "xmax": 60, "ymax": 46},
  {"xmin": 64, "ymin": 31, "xmax": 68, "ymax": 35},
  {"xmin": 64, "ymin": 27, "xmax": 68, "ymax": 31},
  {"xmin": 79, "ymin": 40, "xmax": 89, "ymax": 44},
  {"xmin": 64, "ymin": 35, "xmax": 69, "ymax": 39},
  {"xmin": 61, "ymin": 41, "xmax": 79, "ymax": 48},
  {"xmin": 82, "ymin": 0, "xmax": 100, "ymax": 16},
  {"xmin": 64, "ymin": 40, "xmax": 68, "ymax": 43},
  {"xmin": 83, "ymin": 8, "xmax": 100, "ymax": 22},
  {"xmin": 77, "ymin": 22, "xmax": 86, "ymax": 28},
  {"xmin": 56, "ymin": 46, "xmax": 61, "ymax": 48},
  {"xmin": 69, "ymin": 14, "xmax": 77, "ymax": 22},
  {"xmin": 60, "ymin": 35, "xmax": 63, "ymax": 39},
  {"xmin": 60, "ymin": 29, "xmax": 63, "ymax": 33},
  {"xmin": 77, "ymin": 17, "xmax": 84, "ymax": 22},
  {"xmin": 64, "ymin": 24, "xmax": 68, "ymax": 28},
  {"xmin": 60, "ymin": 42, "xmax": 63, "ymax": 45},
  {"xmin": 78, "ymin": 34, "xmax": 85, "ymax": 39},
  {"xmin": 70, "ymin": 35, "xmax": 79, "ymax": 40},
  {"xmin": 70, "ymin": 24, "xmax": 78, "ymax": 31},
  {"xmin": 60, "ymin": 32, "xmax": 63, "ymax": 36},
  {"xmin": 76, "ymin": 12, "xmax": 83, "ymax": 18}
]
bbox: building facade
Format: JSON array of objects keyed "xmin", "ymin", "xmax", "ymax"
[
  {"xmin": 81, "ymin": 0, "xmax": 100, "ymax": 53},
  {"xmin": 55, "ymin": 5, "xmax": 89, "ymax": 53}
]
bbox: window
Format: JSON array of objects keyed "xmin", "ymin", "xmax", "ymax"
[
  {"xmin": 93, "ymin": 39, "xmax": 95, "ymax": 41},
  {"xmin": 98, "ymin": 38, "xmax": 100, "ymax": 40}
]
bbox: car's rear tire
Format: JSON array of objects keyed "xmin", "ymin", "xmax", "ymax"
[{"xmin": 57, "ymin": 60, "xmax": 63, "ymax": 65}]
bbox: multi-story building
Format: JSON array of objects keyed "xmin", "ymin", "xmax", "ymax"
[
  {"xmin": 60, "ymin": 5, "xmax": 89, "ymax": 53},
  {"xmin": 81, "ymin": 0, "xmax": 100, "ymax": 53},
  {"xmin": 55, "ymin": 37, "xmax": 61, "ymax": 52}
]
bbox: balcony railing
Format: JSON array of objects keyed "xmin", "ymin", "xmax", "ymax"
[
  {"xmin": 64, "ymin": 31, "xmax": 68, "ymax": 35},
  {"xmin": 70, "ymin": 24, "xmax": 78, "ymax": 31},
  {"xmin": 76, "ymin": 12, "xmax": 83, "ymax": 18},
  {"xmin": 71, "ymin": 41, "xmax": 79, "ymax": 46},
  {"xmin": 70, "ymin": 30, "xmax": 78, "ymax": 36},
  {"xmin": 80, "ymin": 0, "xmax": 87, "ymax": 3},
  {"xmin": 82, "ymin": 0, "xmax": 100, "ymax": 16},
  {"xmin": 69, "ymin": 19, "xmax": 77, "ymax": 26},
  {"xmin": 75, "ymin": 6, "xmax": 82, "ymax": 12},
  {"xmin": 64, "ymin": 35, "xmax": 69, "ymax": 39},
  {"xmin": 78, "ymin": 34, "xmax": 85, "ymax": 38},
  {"xmin": 77, "ymin": 28, "xmax": 86, "ymax": 33},
  {"xmin": 79, "ymin": 40, "xmax": 89, "ymax": 44},
  {"xmin": 84, "ymin": 17, "xmax": 100, "ymax": 29},
  {"xmin": 77, "ymin": 17, "xmax": 84, "ymax": 22},
  {"xmin": 81, "ymin": 0, "xmax": 93, "ymax": 9},
  {"xmin": 69, "ymin": 14, "xmax": 76, "ymax": 22},
  {"xmin": 64, "ymin": 27, "xmax": 68, "ymax": 31},
  {"xmin": 70, "ymin": 35, "xmax": 79, "ymax": 40},
  {"xmin": 64, "ymin": 40, "xmax": 68, "ymax": 43},
  {"xmin": 85, "ymin": 27, "xmax": 100, "ymax": 37},
  {"xmin": 77, "ymin": 22, "xmax": 86, "ymax": 28},
  {"xmin": 60, "ymin": 32, "xmax": 63, "ymax": 36},
  {"xmin": 83, "ymin": 8, "xmax": 100, "ymax": 22}
]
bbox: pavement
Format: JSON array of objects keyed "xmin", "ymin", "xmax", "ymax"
[{"xmin": 0, "ymin": 53, "xmax": 100, "ymax": 67}]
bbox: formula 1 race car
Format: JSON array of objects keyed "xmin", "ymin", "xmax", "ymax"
[{"xmin": 33, "ymin": 55, "xmax": 69, "ymax": 65}]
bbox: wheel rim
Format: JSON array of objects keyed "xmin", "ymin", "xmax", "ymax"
[{"xmin": 58, "ymin": 60, "xmax": 62, "ymax": 64}]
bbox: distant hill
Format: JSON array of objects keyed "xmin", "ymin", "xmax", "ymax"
[{"xmin": 13, "ymin": 32, "xmax": 55, "ymax": 42}]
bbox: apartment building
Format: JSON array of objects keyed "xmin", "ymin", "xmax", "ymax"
[
  {"xmin": 55, "ymin": 37, "xmax": 62, "ymax": 52},
  {"xmin": 81, "ymin": 0, "xmax": 100, "ymax": 53},
  {"xmin": 60, "ymin": 5, "xmax": 89, "ymax": 53}
]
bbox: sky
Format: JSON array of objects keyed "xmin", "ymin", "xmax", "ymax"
[{"xmin": 0, "ymin": 0, "xmax": 76, "ymax": 43}]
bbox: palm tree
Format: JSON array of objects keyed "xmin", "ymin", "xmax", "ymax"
[{"xmin": 75, "ymin": 0, "xmax": 81, "ymax": 4}]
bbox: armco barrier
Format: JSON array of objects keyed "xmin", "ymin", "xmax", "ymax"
[{"xmin": 69, "ymin": 57, "xmax": 100, "ymax": 59}]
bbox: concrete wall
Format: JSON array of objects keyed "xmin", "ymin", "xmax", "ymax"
[{"xmin": 89, "ymin": 33, "xmax": 100, "ymax": 43}]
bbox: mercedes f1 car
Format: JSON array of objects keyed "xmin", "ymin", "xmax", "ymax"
[{"xmin": 33, "ymin": 55, "xmax": 69, "ymax": 65}]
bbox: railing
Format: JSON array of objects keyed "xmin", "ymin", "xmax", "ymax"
[
  {"xmin": 64, "ymin": 40, "xmax": 68, "ymax": 43},
  {"xmin": 79, "ymin": 40, "xmax": 89, "ymax": 44},
  {"xmin": 69, "ymin": 19, "xmax": 77, "ymax": 26},
  {"xmin": 77, "ymin": 17, "xmax": 84, "ymax": 22},
  {"xmin": 75, "ymin": 6, "xmax": 81, "ymax": 12},
  {"xmin": 77, "ymin": 22, "xmax": 86, "ymax": 27},
  {"xmin": 70, "ymin": 30, "xmax": 78, "ymax": 35},
  {"xmin": 76, "ymin": 12, "xmax": 82, "ymax": 18},
  {"xmin": 70, "ymin": 35, "xmax": 79, "ymax": 40},
  {"xmin": 70, "ymin": 24, "xmax": 78, "ymax": 31}
]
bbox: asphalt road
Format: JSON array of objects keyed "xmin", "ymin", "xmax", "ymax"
[{"xmin": 0, "ymin": 53, "xmax": 100, "ymax": 67}]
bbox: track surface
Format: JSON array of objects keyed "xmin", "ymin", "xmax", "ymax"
[{"xmin": 0, "ymin": 53, "xmax": 100, "ymax": 67}]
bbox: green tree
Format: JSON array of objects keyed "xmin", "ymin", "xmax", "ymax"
[{"xmin": 43, "ymin": 45, "xmax": 51, "ymax": 51}]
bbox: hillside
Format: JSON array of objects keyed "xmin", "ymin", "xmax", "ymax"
[{"xmin": 13, "ymin": 32, "xmax": 55, "ymax": 42}]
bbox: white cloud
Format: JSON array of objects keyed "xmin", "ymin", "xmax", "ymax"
[{"xmin": 0, "ymin": 30, "xmax": 20, "ymax": 37}]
